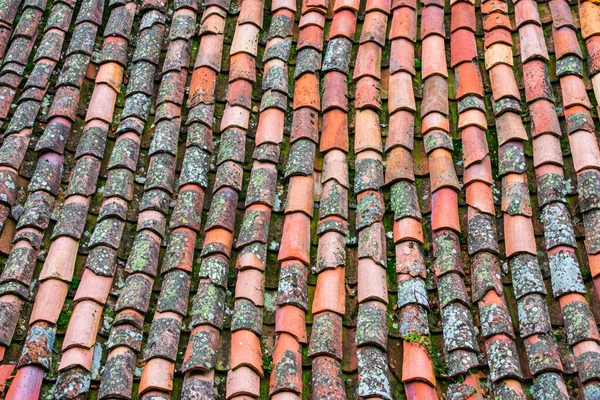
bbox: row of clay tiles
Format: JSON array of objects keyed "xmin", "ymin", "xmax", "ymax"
[{"xmin": 0, "ymin": 0, "xmax": 599, "ymax": 399}]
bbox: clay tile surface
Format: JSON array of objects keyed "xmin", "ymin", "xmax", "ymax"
[{"xmin": 2, "ymin": 0, "xmax": 600, "ymax": 399}]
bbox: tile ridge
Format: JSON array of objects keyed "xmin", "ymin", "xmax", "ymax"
[
  {"xmin": 267, "ymin": 0, "xmax": 326, "ymax": 396},
  {"xmin": 452, "ymin": 1, "xmax": 527, "ymax": 397},
  {"xmin": 514, "ymin": 0, "xmax": 600, "ymax": 396},
  {"xmin": 4, "ymin": 0, "xmax": 138, "ymax": 398},
  {"xmin": 387, "ymin": 0, "xmax": 438, "ymax": 398},
  {"xmin": 94, "ymin": 2, "xmax": 200, "ymax": 399},
  {"xmin": 53, "ymin": 0, "xmax": 171, "ymax": 397},
  {"xmin": 0, "ymin": 0, "xmax": 88, "ymax": 357},
  {"xmin": 353, "ymin": 0, "xmax": 392, "ymax": 398},
  {"xmin": 421, "ymin": 0, "xmax": 482, "ymax": 388},
  {"xmin": 483, "ymin": 0, "xmax": 570, "ymax": 397},
  {"xmin": 224, "ymin": 0, "xmax": 296, "ymax": 397},
  {"xmin": 306, "ymin": 0, "xmax": 357, "ymax": 397},
  {"xmin": 179, "ymin": 0, "xmax": 263, "ymax": 396}
]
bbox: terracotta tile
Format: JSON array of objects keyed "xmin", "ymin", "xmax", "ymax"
[
  {"xmin": 275, "ymin": 305, "xmax": 307, "ymax": 343},
  {"xmin": 299, "ymin": 11, "xmax": 326, "ymax": 28},
  {"xmin": 462, "ymin": 126, "xmax": 488, "ymax": 167},
  {"xmin": 355, "ymin": 110, "xmax": 383, "ymax": 153},
  {"xmin": 393, "ymin": 217, "xmax": 424, "ymax": 244},
  {"xmin": 532, "ymin": 134, "xmax": 563, "ymax": 168},
  {"xmin": 580, "ymin": 1, "xmax": 600, "ymax": 39},
  {"xmin": 332, "ymin": 0, "xmax": 360, "ymax": 13},
  {"xmin": 404, "ymin": 381, "xmax": 438, "ymax": 400},
  {"xmin": 388, "ymin": 71, "xmax": 415, "ymax": 112},
  {"xmin": 354, "ymin": 42, "xmax": 381, "ymax": 80},
  {"xmin": 293, "ymin": 73, "xmax": 320, "ymax": 111},
  {"xmin": 450, "ymin": 29, "xmax": 477, "ymax": 67},
  {"xmin": 455, "ymin": 61, "xmax": 483, "ymax": 98},
  {"xmin": 29, "ymin": 279, "xmax": 68, "ymax": 324},
  {"xmin": 286, "ymin": 175, "xmax": 315, "ymax": 216},
  {"xmin": 389, "ymin": 7, "xmax": 417, "ymax": 42},
  {"xmin": 529, "ymin": 99, "xmax": 560, "ymax": 136},
  {"xmin": 389, "ymin": 38, "xmax": 415, "ymax": 75},
  {"xmin": 451, "ymin": 2, "xmax": 475, "ymax": 32},
  {"xmin": 484, "ymin": 43, "xmax": 513, "ymax": 70},
  {"xmin": 385, "ymin": 146, "xmax": 415, "ymax": 184},
  {"xmin": 552, "ymin": 26, "xmax": 583, "ymax": 60},
  {"xmin": 431, "ymin": 188, "xmax": 460, "ymax": 232},
  {"xmin": 422, "ymin": 112, "xmax": 450, "ymax": 134},
  {"xmin": 484, "ymin": 27, "xmax": 513, "ymax": 48},
  {"xmin": 366, "ymin": 0, "xmax": 391, "ymax": 13},
  {"xmin": 429, "ymin": 149, "xmax": 459, "ymax": 191},
  {"xmin": 355, "ymin": 76, "xmax": 382, "ymax": 110},
  {"xmin": 235, "ymin": 268, "xmax": 265, "ymax": 306},
  {"xmin": 402, "ymin": 341, "xmax": 436, "ymax": 386},
  {"xmin": 321, "ymin": 71, "xmax": 347, "ymax": 112},
  {"xmin": 522, "ymin": 60, "xmax": 553, "ymax": 103},
  {"xmin": 570, "ymin": 130, "xmax": 600, "ymax": 172},
  {"xmin": 327, "ymin": 9, "xmax": 356, "ymax": 40},
  {"xmin": 230, "ymin": 24, "xmax": 260, "ymax": 56},
  {"xmin": 312, "ymin": 267, "xmax": 345, "ymax": 315},
  {"xmin": 62, "ymin": 300, "xmax": 103, "ymax": 350},
  {"xmin": 489, "ymin": 64, "xmax": 520, "ymax": 101},
  {"xmin": 139, "ymin": 358, "xmax": 174, "ymax": 394},
  {"xmin": 519, "ymin": 24, "xmax": 549, "ymax": 62},
  {"xmin": 560, "ymin": 75, "xmax": 591, "ymax": 109},
  {"xmin": 514, "ymin": 0, "xmax": 541, "ymax": 28},
  {"xmin": 58, "ymin": 346, "xmax": 94, "ymax": 371},
  {"xmin": 466, "ymin": 181, "xmax": 495, "ymax": 215},
  {"xmin": 230, "ymin": 330, "xmax": 263, "ymax": 374},
  {"xmin": 39, "ymin": 235, "xmax": 80, "ymax": 281},
  {"xmin": 421, "ymin": 35, "xmax": 448, "ymax": 78},
  {"xmin": 320, "ymin": 109, "xmax": 349, "ymax": 152},
  {"xmin": 298, "ymin": 25, "xmax": 324, "ymax": 50},
  {"xmin": 504, "ymin": 214, "xmax": 537, "ymax": 257},
  {"xmin": 357, "ymin": 258, "xmax": 388, "ymax": 303},
  {"xmin": 278, "ymin": 212, "xmax": 311, "ymax": 264},
  {"xmin": 420, "ymin": 5, "xmax": 444, "ymax": 39},
  {"xmin": 483, "ymin": 13, "xmax": 512, "ymax": 32}
]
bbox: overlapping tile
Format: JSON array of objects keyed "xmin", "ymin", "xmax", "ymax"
[{"xmin": 0, "ymin": 0, "xmax": 598, "ymax": 398}]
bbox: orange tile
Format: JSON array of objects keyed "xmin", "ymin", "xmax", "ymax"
[
  {"xmin": 532, "ymin": 134, "xmax": 563, "ymax": 168},
  {"xmin": 62, "ymin": 300, "xmax": 103, "ymax": 350},
  {"xmin": 421, "ymin": 35, "xmax": 448, "ymax": 79},
  {"xmin": 275, "ymin": 305, "xmax": 308, "ymax": 343},
  {"xmin": 393, "ymin": 217, "xmax": 424, "ymax": 244},
  {"xmin": 504, "ymin": 214, "xmax": 537, "ymax": 257},
  {"xmin": 402, "ymin": 341, "xmax": 436, "ymax": 386},
  {"xmin": 355, "ymin": 109, "xmax": 383, "ymax": 153},
  {"xmin": 320, "ymin": 109, "xmax": 349, "ymax": 152},
  {"xmin": 235, "ymin": 269, "xmax": 265, "ymax": 306},
  {"xmin": 139, "ymin": 357, "xmax": 174, "ymax": 394},
  {"xmin": 286, "ymin": 175, "xmax": 315, "ymax": 216},
  {"xmin": 327, "ymin": 9, "xmax": 356, "ymax": 40},
  {"xmin": 293, "ymin": 73, "xmax": 320, "ymax": 111},
  {"xmin": 570, "ymin": 130, "xmax": 600, "ymax": 172},
  {"xmin": 278, "ymin": 212, "xmax": 311, "ymax": 264},
  {"xmin": 385, "ymin": 146, "xmax": 415, "ymax": 184},
  {"xmin": 357, "ymin": 258, "xmax": 388, "ymax": 303},
  {"xmin": 431, "ymin": 188, "xmax": 460, "ymax": 232},
  {"xmin": 256, "ymin": 108, "xmax": 285, "ymax": 145},
  {"xmin": 429, "ymin": 149, "xmax": 459, "ymax": 191},
  {"xmin": 230, "ymin": 330, "xmax": 263, "ymax": 375},
  {"xmin": 312, "ymin": 267, "xmax": 345, "ymax": 315}
]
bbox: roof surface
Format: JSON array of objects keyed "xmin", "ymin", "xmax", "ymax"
[{"xmin": 0, "ymin": 0, "xmax": 599, "ymax": 398}]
